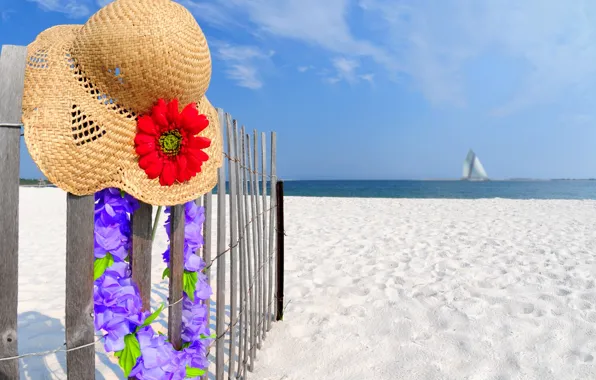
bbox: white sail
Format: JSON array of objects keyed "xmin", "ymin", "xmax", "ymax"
[
  {"xmin": 472, "ymin": 156, "xmax": 488, "ymax": 179},
  {"xmin": 462, "ymin": 150, "xmax": 474, "ymax": 178},
  {"xmin": 462, "ymin": 149, "xmax": 489, "ymax": 180}
]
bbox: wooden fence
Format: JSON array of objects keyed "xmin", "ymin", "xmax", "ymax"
[{"xmin": 0, "ymin": 44, "xmax": 284, "ymax": 380}]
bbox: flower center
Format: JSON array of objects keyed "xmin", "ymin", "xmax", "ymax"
[{"xmin": 159, "ymin": 130, "xmax": 182, "ymax": 156}]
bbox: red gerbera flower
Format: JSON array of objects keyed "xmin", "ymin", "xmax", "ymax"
[{"xmin": 134, "ymin": 99, "xmax": 211, "ymax": 186}]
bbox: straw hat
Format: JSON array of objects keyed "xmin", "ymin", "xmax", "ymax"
[{"xmin": 22, "ymin": 0, "xmax": 222, "ymax": 206}]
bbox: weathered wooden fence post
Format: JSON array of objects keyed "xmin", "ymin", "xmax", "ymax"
[
  {"xmin": 215, "ymin": 144, "xmax": 227, "ymax": 379},
  {"xmin": 132, "ymin": 202, "xmax": 153, "ymax": 311},
  {"xmin": 65, "ymin": 194, "xmax": 96, "ymax": 379},
  {"xmin": 168, "ymin": 204, "xmax": 185, "ymax": 350},
  {"xmin": 225, "ymin": 113, "xmax": 239, "ymax": 379},
  {"xmin": 275, "ymin": 181, "xmax": 285, "ymax": 321},
  {"xmin": 267, "ymin": 132, "xmax": 277, "ymax": 331},
  {"xmin": 0, "ymin": 44, "xmax": 27, "ymax": 380}
]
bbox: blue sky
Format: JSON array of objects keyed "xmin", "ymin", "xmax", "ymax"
[{"xmin": 2, "ymin": 0, "xmax": 596, "ymax": 180}]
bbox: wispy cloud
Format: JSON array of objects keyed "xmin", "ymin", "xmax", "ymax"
[
  {"xmin": 27, "ymin": 0, "xmax": 91, "ymax": 18},
  {"xmin": 298, "ymin": 65, "xmax": 314, "ymax": 73},
  {"xmin": 27, "ymin": 0, "xmax": 596, "ymax": 115},
  {"xmin": 0, "ymin": 9, "xmax": 14, "ymax": 22},
  {"xmin": 359, "ymin": 0, "xmax": 596, "ymax": 113},
  {"xmin": 325, "ymin": 57, "xmax": 374, "ymax": 84},
  {"xmin": 213, "ymin": 42, "xmax": 274, "ymax": 89}
]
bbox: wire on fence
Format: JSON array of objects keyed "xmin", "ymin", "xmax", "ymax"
[
  {"xmin": 0, "ymin": 296, "xmax": 186, "ymax": 362},
  {"xmin": 1, "ymin": 136, "xmax": 281, "ymax": 373}
]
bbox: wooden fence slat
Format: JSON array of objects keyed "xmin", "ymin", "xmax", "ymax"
[
  {"xmin": 132, "ymin": 201, "xmax": 153, "ymax": 311},
  {"xmin": 65, "ymin": 194, "xmax": 96, "ymax": 379},
  {"xmin": 266, "ymin": 132, "xmax": 277, "ymax": 331},
  {"xmin": 215, "ymin": 154, "xmax": 227, "ymax": 379},
  {"xmin": 252, "ymin": 130, "xmax": 263, "ymax": 348},
  {"xmin": 0, "ymin": 44, "xmax": 27, "ymax": 380},
  {"xmin": 242, "ymin": 129, "xmax": 256, "ymax": 371},
  {"xmin": 201, "ymin": 191, "xmax": 213, "ymax": 380},
  {"xmin": 237, "ymin": 129, "xmax": 249, "ymax": 377},
  {"xmin": 168, "ymin": 204, "xmax": 185, "ymax": 350},
  {"xmin": 232, "ymin": 122, "xmax": 245, "ymax": 379},
  {"xmin": 260, "ymin": 132, "xmax": 268, "ymax": 338},
  {"xmin": 246, "ymin": 132, "xmax": 260, "ymax": 364},
  {"xmin": 275, "ymin": 181, "xmax": 285, "ymax": 321},
  {"xmin": 225, "ymin": 113, "xmax": 238, "ymax": 379}
]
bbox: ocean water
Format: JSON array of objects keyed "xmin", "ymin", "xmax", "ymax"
[
  {"xmin": 215, "ymin": 180, "xmax": 596, "ymax": 200},
  {"xmin": 282, "ymin": 180, "xmax": 596, "ymax": 199}
]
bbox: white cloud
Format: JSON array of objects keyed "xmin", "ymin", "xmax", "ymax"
[
  {"xmin": 324, "ymin": 58, "xmax": 374, "ymax": 85},
  {"xmin": 27, "ymin": 0, "xmax": 91, "ymax": 18},
  {"xmin": 213, "ymin": 42, "xmax": 274, "ymax": 89},
  {"xmin": 191, "ymin": 0, "xmax": 396, "ymax": 70},
  {"xmin": 0, "ymin": 9, "xmax": 14, "ymax": 22},
  {"xmin": 360, "ymin": 73, "xmax": 374, "ymax": 83},
  {"xmin": 298, "ymin": 65, "xmax": 314, "ymax": 73},
  {"xmin": 359, "ymin": 0, "xmax": 596, "ymax": 112}
]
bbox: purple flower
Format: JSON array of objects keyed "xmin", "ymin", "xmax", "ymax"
[{"xmin": 93, "ymin": 189, "xmax": 212, "ymax": 377}]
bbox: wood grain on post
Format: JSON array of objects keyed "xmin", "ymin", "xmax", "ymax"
[
  {"xmin": 168, "ymin": 204, "xmax": 185, "ymax": 350},
  {"xmin": 237, "ymin": 129, "xmax": 250, "ymax": 376},
  {"xmin": 242, "ymin": 130, "xmax": 256, "ymax": 371},
  {"xmin": 275, "ymin": 181, "xmax": 285, "ymax": 321},
  {"xmin": 215, "ymin": 158, "xmax": 227, "ymax": 379},
  {"xmin": 200, "ymin": 191, "xmax": 212, "ymax": 380},
  {"xmin": 131, "ymin": 201, "xmax": 153, "ymax": 311},
  {"xmin": 252, "ymin": 130, "xmax": 263, "ymax": 348},
  {"xmin": 225, "ymin": 114, "xmax": 239, "ymax": 379},
  {"xmin": 0, "ymin": 44, "xmax": 27, "ymax": 379},
  {"xmin": 260, "ymin": 132, "xmax": 268, "ymax": 337},
  {"xmin": 267, "ymin": 132, "xmax": 277, "ymax": 331},
  {"xmin": 65, "ymin": 194, "xmax": 96, "ymax": 379},
  {"xmin": 232, "ymin": 122, "xmax": 244, "ymax": 378}
]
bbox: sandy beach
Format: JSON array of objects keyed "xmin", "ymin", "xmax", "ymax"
[{"xmin": 15, "ymin": 187, "xmax": 596, "ymax": 379}]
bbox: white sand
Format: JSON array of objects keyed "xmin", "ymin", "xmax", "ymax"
[{"xmin": 15, "ymin": 188, "xmax": 596, "ymax": 379}]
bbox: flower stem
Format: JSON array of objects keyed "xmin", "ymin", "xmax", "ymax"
[{"xmin": 151, "ymin": 206, "xmax": 163, "ymax": 242}]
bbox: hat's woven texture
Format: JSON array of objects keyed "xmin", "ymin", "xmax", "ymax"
[{"xmin": 22, "ymin": 0, "xmax": 222, "ymax": 206}]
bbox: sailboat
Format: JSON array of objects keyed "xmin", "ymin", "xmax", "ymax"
[{"xmin": 462, "ymin": 149, "xmax": 489, "ymax": 181}]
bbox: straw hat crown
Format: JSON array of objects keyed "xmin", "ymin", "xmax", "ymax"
[
  {"xmin": 22, "ymin": 0, "xmax": 223, "ymax": 206},
  {"xmin": 71, "ymin": 0, "xmax": 212, "ymax": 114}
]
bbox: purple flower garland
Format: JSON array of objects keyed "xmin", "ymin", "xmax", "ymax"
[{"xmin": 93, "ymin": 188, "xmax": 213, "ymax": 379}]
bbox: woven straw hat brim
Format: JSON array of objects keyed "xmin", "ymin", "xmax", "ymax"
[{"xmin": 22, "ymin": 25, "xmax": 222, "ymax": 206}]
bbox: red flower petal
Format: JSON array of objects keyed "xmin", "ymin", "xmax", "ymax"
[
  {"xmin": 151, "ymin": 99, "xmax": 169, "ymax": 129},
  {"xmin": 135, "ymin": 132, "xmax": 155, "ymax": 146},
  {"xmin": 139, "ymin": 151, "xmax": 160, "ymax": 170},
  {"xmin": 135, "ymin": 142, "xmax": 155, "ymax": 156},
  {"xmin": 188, "ymin": 136, "xmax": 211, "ymax": 149},
  {"xmin": 160, "ymin": 161, "xmax": 177, "ymax": 186},
  {"xmin": 186, "ymin": 154, "xmax": 203, "ymax": 172},
  {"xmin": 189, "ymin": 148, "xmax": 209, "ymax": 162},
  {"xmin": 166, "ymin": 99, "xmax": 180, "ymax": 126},
  {"xmin": 137, "ymin": 115, "xmax": 158, "ymax": 135},
  {"xmin": 145, "ymin": 159, "xmax": 163, "ymax": 179},
  {"xmin": 180, "ymin": 104, "xmax": 209, "ymax": 135},
  {"xmin": 176, "ymin": 155, "xmax": 191, "ymax": 183}
]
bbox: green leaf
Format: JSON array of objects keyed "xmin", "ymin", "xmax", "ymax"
[
  {"xmin": 199, "ymin": 333, "xmax": 217, "ymax": 340},
  {"xmin": 183, "ymin": 271, "xmax": 198, "ymax": 302},
  {"xmin": 162, "ymin": 267, "xmax": 170, "ymax": 279},
  {"xmin": 120, "ymin": 189, "xmax": 126, "ymax": 198},
  {"xmin": 185, "ymin": 366, "xmax": 206, "ymax": 378},
  {"xmin": 137, "ymin": 303, "xmax": 165, "ymax": 332},
  {"xmin": 114, "ymin": 333, "xmax": 141, "ymax": 377},
  {"xmin": 93, "ymin": 253, "xmax": 114, "ymax": 280}
]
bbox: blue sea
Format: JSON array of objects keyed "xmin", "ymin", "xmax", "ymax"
[{"xmin": 217, "ymin": 180, "xmax": 596, "ymax": 200}]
